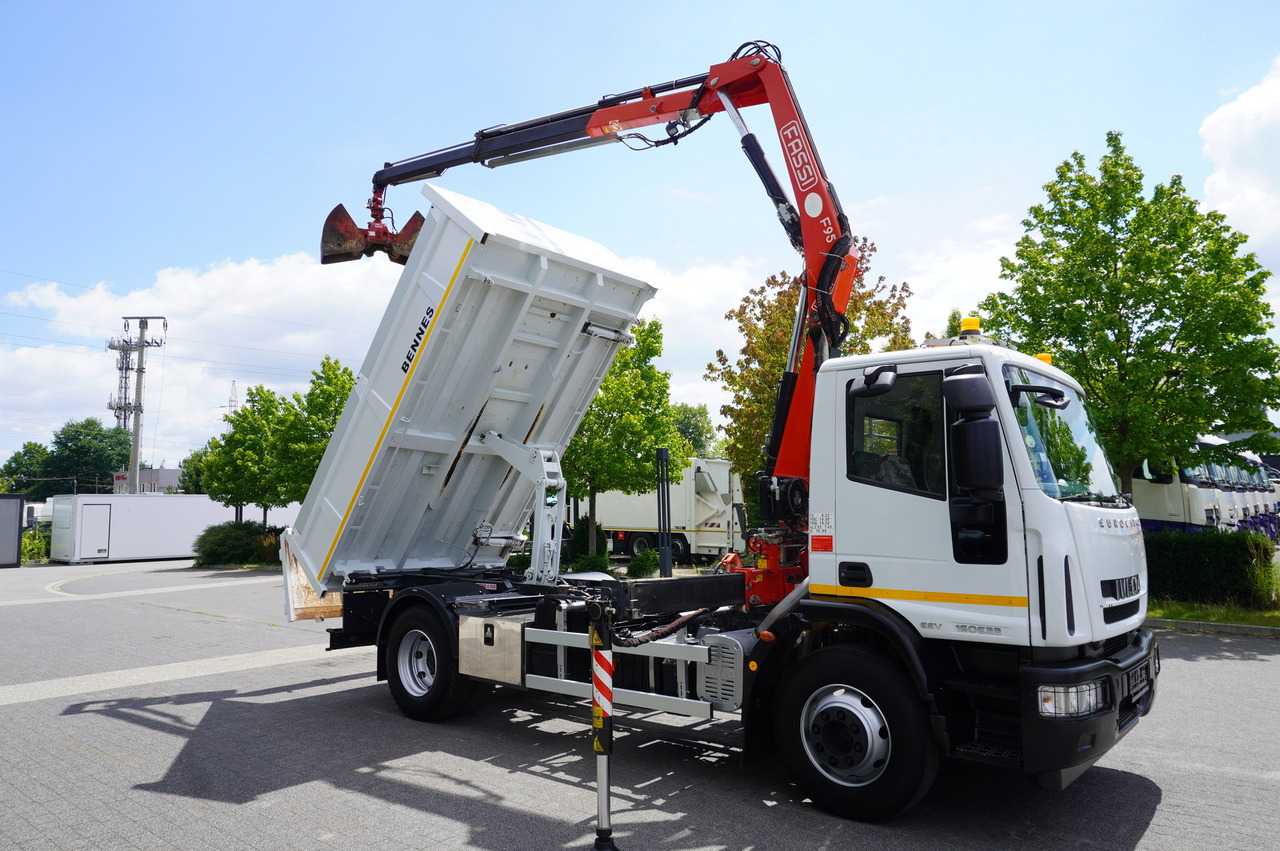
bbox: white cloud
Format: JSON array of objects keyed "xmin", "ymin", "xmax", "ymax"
[
  {"xmin": 1201, "ymin": 55, "xmax": 1280, "ymax": 267},
  {"xmin": 627, "ymin": 255, "xmax": 767, "ymax": 428},
  {"xmin": 0, "ymin": 250, "xmax": 762, "ymax": 466},
  {"xmin": 897, "ymin": 213, "xmax": 1022, "ymax": 337},
  {"xmin": 1, "ymin": 256, "xmax": 400, "ymax": 467}
]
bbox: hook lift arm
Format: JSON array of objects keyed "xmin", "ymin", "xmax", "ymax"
[{"xmin": 322, "ymin": 41, "xmax": 860, "ymax": 521}]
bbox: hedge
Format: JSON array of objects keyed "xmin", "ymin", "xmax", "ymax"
[
  {"xmin": 193, "ymin": 520, "xmax": 285, "ymax": 567},
  {"xmin": 1144, "ymin": 528, "xmax": 1277, "ymax": 608}
]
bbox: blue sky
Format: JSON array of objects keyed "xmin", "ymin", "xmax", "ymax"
[{"xmin": 3, "ymin": 2, "xmax": 1279, "ymax": 469}]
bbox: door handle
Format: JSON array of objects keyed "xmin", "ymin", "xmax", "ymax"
[{"xmin": 838, "ymin": 561, "xmax": 873, "ymax": 587}]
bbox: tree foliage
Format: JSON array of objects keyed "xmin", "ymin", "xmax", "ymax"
[
  {"xmin": 4, "ymin": 420, "xmax": 132, "ymax": 501},
  {"xmin": 705, "ymin": 241, "xmax": 914, "ymax": 518},
  {"xmin": 561, "ymin": 318, "xmax": 691, "ymax": 552},
  {"xmin": 2, "ymin": 421, "xmax": 131, "ymax": 500},
  {"xmin": 275, "ymin": 356, "xmax": 355, "ymax": 504},
  {"xmin": 1, "ymin": 442, "xmax": 51, "ymax": 500},
  {"xmin": 923, "ymin": 309, "xmax": 965, "ymax": 341},
  {"xmin": 178, "ymin": 443, "xmax": 209, "ymax": 494},
  {"xmin": 979, "ymin": 131, "xmax": 1280, "ymax": 490},
  {"xmin": 203, "ymin": 356, "xmax": 355, "ymax": 519},
  {"xmin": 672, "ymin": 403, "xmax": 716, "ymax": 457},
  {"xmin": 204, "ymin": 385, "xmax": 288, "ymax": 517}
]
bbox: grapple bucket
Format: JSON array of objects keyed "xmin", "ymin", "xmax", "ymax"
[{"xmin": 320, "ymin": 204, "xmax": 425, "ymax": 265}]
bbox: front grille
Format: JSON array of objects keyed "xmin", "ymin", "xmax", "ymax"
[
  {"xmin": 1101, "ymin": 574, "xmax": 1141, "ymax": 600},
  {"xmin": 1102, "ymin": 633, "xmax": 1132, "ymax": 657},
  {"xmin": 1103, "ymin": 599, "xmax": 1141, "ymax": 624}
]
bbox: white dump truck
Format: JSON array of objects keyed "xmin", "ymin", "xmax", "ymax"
[{"xmin": 284, "ymin": 43, "xmax": 1157, "ymax": 823}]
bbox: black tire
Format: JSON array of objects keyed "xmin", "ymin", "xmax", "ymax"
[
  {"xmin": 628, "ymin": 533, "xmax": 655, "ymax": 557},
  {"xmin": 384, "ymin": 606, "xmax": 485, "ymax": 721},
  {"xmin": 775, "ymin": 645, "xmax": 939, "ymax": 821},
  {"xmin": 670, "ymin": 535, "xmax": 689, "ymax": 564}
]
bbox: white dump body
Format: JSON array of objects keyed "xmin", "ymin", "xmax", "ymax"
[{"xmin": 282, "ymin": 185, "xmax": 655, "ymax": 610}]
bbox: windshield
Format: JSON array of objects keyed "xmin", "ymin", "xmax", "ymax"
[
  {"xmin": 1004, "ymin": 365, "xmax": 1120, "ymax": 499},
  {"xmin": 1180, "ymin": 463, "xmax": 1209, "ymax": 485}
]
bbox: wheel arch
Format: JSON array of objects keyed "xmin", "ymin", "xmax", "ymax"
[
  {"xmin": 375, "ymin": 587, "xmax": 459, "ymax": 682},
  {"xmin": 790, "ymin": 597, "xmax": 948, "ymax": 702},
  {"xmin": 742, "ymin": 596, "xmax": 949, "ymax": 763}
]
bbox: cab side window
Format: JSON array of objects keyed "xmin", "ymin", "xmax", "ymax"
[{"xmin": 846, "ymin": 372, "xmax": 945, "ymax": 499}]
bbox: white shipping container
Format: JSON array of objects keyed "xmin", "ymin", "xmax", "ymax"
[{"xmin": 49, "ymin": 494, "xmax": 298, "ymax": 563}]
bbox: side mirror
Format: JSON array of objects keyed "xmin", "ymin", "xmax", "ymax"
[
  {"xmin": 951, "ymin": 417, "xmax": 1004, "ymax": 500},
  {"xmin": 848, "ymin": 365, "xmax": 897, "ymax": 399},
  {"xmin": 1008, "ymin": 383, "xmax": 1069, "ymax": 410},
  {"xmin": 943, "ymin": 364, "xmax": 1004, "ymax": 500}
]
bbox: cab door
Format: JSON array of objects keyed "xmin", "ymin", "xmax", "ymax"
[{"xmin": 817, "ymin": 365, "xmax": 1030, "ymax": 644}]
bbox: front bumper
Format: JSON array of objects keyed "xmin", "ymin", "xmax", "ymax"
[{"xmin": 1019, "ymin": 628, "xmax": 1159, "ymax": 789}]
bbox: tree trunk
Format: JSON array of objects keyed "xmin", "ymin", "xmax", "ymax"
[{"xmin": 588, "ymin": 489, "xmax": 598, "ymax": 556}]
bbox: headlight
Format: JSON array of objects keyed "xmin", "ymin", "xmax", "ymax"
[{"xmin": 1038, "ymin": 678, "xmax": 1109, "ymax": 718}]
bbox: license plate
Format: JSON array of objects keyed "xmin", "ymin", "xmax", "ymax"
[{"xmin": 1127, "ymin": 661, "xmax": 1151, "ymax": 698}]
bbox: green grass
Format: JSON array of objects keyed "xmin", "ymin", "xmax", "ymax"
[{"xmin": 1147, "ymin": 598, "xmax": 1280, "ymax": 629}]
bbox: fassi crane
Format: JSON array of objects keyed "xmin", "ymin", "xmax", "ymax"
[{"xmin": 322, "ymin": 41, "xmax": 856, "ymax": 602}]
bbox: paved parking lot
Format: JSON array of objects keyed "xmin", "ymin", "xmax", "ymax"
[{"xmin": 2, "ymin": 560, "xmax": 1279, "ymax": 849}]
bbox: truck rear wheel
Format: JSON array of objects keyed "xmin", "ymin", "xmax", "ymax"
[
  {"xmin": 385, "ymin": 606, "xmax": 484, "ymax": 721},
  {"xmin": 628, "ymin": 533, "xmax": 655, "ymax": 557},
  {"xmin": 670, "ymin": 534, "xmax": 689, "ymax": 564},
  {"xmin": 775, "ymin": 645, "xmax": 939, "ymax": 821}
]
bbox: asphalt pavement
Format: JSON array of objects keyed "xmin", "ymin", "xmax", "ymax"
[{"xmin": 2, "ymin": 560, "xmax": 1278, "ymax": 850}]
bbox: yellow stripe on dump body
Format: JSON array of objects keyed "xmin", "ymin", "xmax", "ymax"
[{"xmin": 318, "ymin": 239, "xmax": 475, "ymax": 581}]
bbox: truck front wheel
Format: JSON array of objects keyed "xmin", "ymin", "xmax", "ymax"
[
  {"xmin": 385, "ymin": 606, "xmax": 483, "ymax": 721},
  {"xmin": 775, "ymin": 646, "xmax": 939, "ymax": 821}
]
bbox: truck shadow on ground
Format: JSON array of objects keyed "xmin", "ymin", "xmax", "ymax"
[{"xmin": 64, "ymin": 678, "xmax": 1161, "ymax": 850}]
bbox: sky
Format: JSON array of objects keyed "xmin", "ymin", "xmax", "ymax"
[{"xmin": 2, "ymin": 1, "xmax": 1279, "ymax": 471}]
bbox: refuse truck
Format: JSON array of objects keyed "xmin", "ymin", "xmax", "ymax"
[
  {"xmin": 587, "ymin": 457, "xmax": 745, "ymax": 562},
  {"xmin": 283, "ymin": 42, "xmax": 1157, "ymax": 822}
]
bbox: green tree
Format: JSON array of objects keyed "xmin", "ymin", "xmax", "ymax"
[
  {"xmin": 203, "ymin": 357, "xmax": 354, "ymax": 522},
  {"xmin": 923, "ymin": 308, "xmax": 964, "ymax": 341},
  {"xmin": 276, "ymin": 356, "xmax": 355, "ymax": 503},
  {"xmin": 561, "ymin": 318, "xmax": 691, "ymax": 554},
  {"xmin": 706, "ymin": 240, "xmax": 914, "ymax": 520},
  {"xmin": 1, "ymin": 442, "xmax": 50, "ymax": 500},
  {"xmin": 672, "ymin": 402, "xmax": 716, "ymax": 457},
  {"xmin": 204, "ymin": 385, "xmax": 289, "ymax": 523},
  {"xmin": 178, "ymin": 443, "xmax": 210, "ymax": 494},
  {"xmin": 40, "ymin": 419, "xmax": 131, "ymax": 499},
  {"xmin": 980, "ymin": 131, "xmax": 1280, "ymax": 491}
]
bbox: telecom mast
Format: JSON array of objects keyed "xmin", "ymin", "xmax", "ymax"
[{"xmin": 106, "ymin": 316, "xmax": 167, "ymax": 494}]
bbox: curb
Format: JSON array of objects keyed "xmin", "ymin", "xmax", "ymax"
[{"xmin": 1146, "ymin": 617, "xmax": 1280, "ymax": 638}]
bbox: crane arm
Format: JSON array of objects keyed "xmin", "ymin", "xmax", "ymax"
[{"xmin": 321, "ymin": 42, "xmax": 859, "ymax": 517}]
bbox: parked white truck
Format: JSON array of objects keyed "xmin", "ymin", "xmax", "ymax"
[
  {"xmin": 588, "ymin": 457, "xmax": 745, "ymax": 562},
  {"xmin": 284, "ymin": 44, "xmax": 1157, "ymax": 823},
  {"xmin": 1131, "ymin": 459, "xmax": 1219, "ymax": 532}
]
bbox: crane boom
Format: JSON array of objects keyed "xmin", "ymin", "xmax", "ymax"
[{"xmin": 321, "ymin": 41, "xmax": 859, "ymax": 526}]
